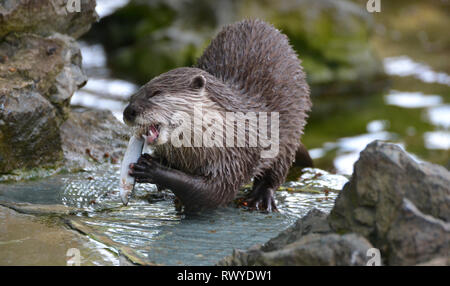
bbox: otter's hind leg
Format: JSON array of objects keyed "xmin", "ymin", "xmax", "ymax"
[
  {"xmin": 246, "ymin": 149, "xmax": 295, "ymax": 212},
  {"xmin": 246, "ymin": 176, "xmax": 278, "ymax": 212}
]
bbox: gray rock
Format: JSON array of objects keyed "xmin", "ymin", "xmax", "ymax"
[
  {"xmin": 0, "ymin": 33, "xmax": 87, "ymax": 112},
  {"xmin": 261, "ymin": 208, "xmax": 332, "ymax": 252},
  {"xmin": 0, "ymin": 33, "xmax": 86, "ymax": 173},
  {"xmin": 0, "ymin": 0, "xmax": 116, "ymax": 177},
  {"xmin": 386, "ymin": 199, "xmax": 449, "ymax": 265},
  {"xmin": 0, "ymin": 89, "xmax": 62, "ymax": 173},
  {"xmin": 219, "ymin": 141, "xmax": 449, "ymax": 266},
  {"xmin": 0, "ymin": 205, "xmax": 119, "ymax": 266},
  {"xmin": 219, "ymin": 233, "xmax": 373, "ymax": 266},
  {"xmin": 218, "ymin": 209, "xmax": 373, "ymax": 266},
  {"xmin": 416, "ymin": 257, "xmax": 450, "ymax": 266},
  {"xmin": 60, "ymin": 108, "xmax": 129, "ymax": 171},
  {"xmin": 329, "ymin": 140, "xmax": 450, "ymax": 264},
  {"xmin": 0, "ymin": 0, "xmax": 98, "ymax": 39}
]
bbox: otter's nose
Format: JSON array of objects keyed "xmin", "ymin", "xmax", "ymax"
[{"xmin": 123, "ymin": 105, "xmax": 137, "ymax": 124}]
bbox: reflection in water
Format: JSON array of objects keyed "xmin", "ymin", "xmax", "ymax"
[
  {"xmin": 78, "ymin": 43, "xmax": 106, "ymax": 68},
  {"xmin": 383, "ymin": 90, "xmax": 449, "ymax": 151},
  {"xmin": 428, "ymin": 105, "xmax": 450, "ymax": 128},
  {"xmin": 424, "ymin": 131, "xmax": 450, "ymax": 150},
  {"xmin": 308, "ymin": 56, "xmax": 449, "ymax": 172},
  {"xmin": 333, "ymin": 132, "xmax": 394, "ymax": 175},
  {"xmin": 384, "ymin": 56, "xmax": 450, "ymax": 86},
  {"xmin": 366, "ymin": 120, "xmax": 390, "ymax": 133},
  {"xmin": 385, "ymin": 91, "xmax": 442, "ymax": 108},
  {"xmin": 71, "ymin": 90, "xmax": 126, "ymax": 119},
  {"xmin": 95, "ymin": 0, "xmax": 130, "ymax": 18}
]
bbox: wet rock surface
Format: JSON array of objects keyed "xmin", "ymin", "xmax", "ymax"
[
  {"xmin": 260, "ymin": 209, "xmax": 332, "ymax": 252},
  {"xmin": 386, "ymin": 199, "xmax": 449, "ymax": 266},
  {"xmin": 0, "ymin": 0, "xmax": 98, "ymax": 38},
  {"xmin": 329, "ymin": 140, "xmax": 450, "ymax": 264},
  {"xmin": 60, "ymin": 108, "xmax": 129, "ymax": 171},
  {"xmin": 0, "ymin": 33, "xmax": 86, "ymax": 174},
  {"xmin": 0, "ymin": 0, "xmax": 127, "ymax": 179},
  {"xmin": 220, "ymin": 141, "xmax": 449, "ymax": 265},
  {"xmin": 218, "ymin": 209, "xmax": 373, "ymax": 266},
  {"xmin": 0, "ymin": 205, "xmax": 119, "ymax": 266}
]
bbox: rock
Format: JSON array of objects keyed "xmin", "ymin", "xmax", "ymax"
[
  {"xmin": 386, "ymin": 199, "xmax": 449, "ymax": 266},
  {"xmin": 60, "ymin": 108, "xmax": 129, "ymax": 171},
  {"xmin": 223, "ymin": 141, "xmax": 449, "ymax": 266},
  {"xmin": 0, "ymin": 0, "xmax": 98, "ymax": 39},
  {"xmin": 0, "ymin": 201, "xmax": 81, "ymax": 216},
  {"xmin": 261, "ymin": 208, "xmax": 332, "ymax": 252},
  {"xmin": 0, "ymin": 33, "xmax": 86, "ymax": 114},
  {"xmin": 0, "ymin": 87, "xmax": 63, "ymax": 173},
  {"xmin": 416, "ymin": 257, "xmax": 450, "ymax": 266},
  {"xmin": 329, "ymin": 140, "xmax": 450, "ymax": 264},
  {"xmin": 0, "ymin": 205, "xmax": 117, "ymax": 266},
  {"xmin": 0, "ymin": 0, "xmax": 124, "ymax": 178},
  {"xmin": 65, "ymin": 217, "xmax": 157, "ymax": 266},
  {"xmin": 218, "ymin": 209, "xmax": 374, "ymax": 266},
  {"xmin": 0, "ymin": 33, "xmax": 86, "ymax": 173},
  {"xmin": 219, "ymin": 233, "xmax": 373, "ymax": 266},
  {"xmin": 86, "ymin": 0, "xmax": 385, "ymax": 94}
]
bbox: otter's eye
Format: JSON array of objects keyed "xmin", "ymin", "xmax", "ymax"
[{"xmin": 147, "ymin": 90, "xmax": 161, "ymax": 98}]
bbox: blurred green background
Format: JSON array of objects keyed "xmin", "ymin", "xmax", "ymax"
[{"xmin": 77, "ymin": 0, "xmax": 450, "ymax": 174}]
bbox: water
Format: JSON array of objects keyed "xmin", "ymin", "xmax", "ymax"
[{"xmin": 0, "ymin": 167, "xmax": 344, "ymax": 265}]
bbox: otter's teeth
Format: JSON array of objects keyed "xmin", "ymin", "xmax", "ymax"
[{"xmin": 146, "ymin": 125, "xmax": 159, "ymax": 144}]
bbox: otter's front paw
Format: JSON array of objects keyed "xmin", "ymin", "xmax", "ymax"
[{"xmin": 129, "ymin": 153, "xmax": 159, "ymax": 183}]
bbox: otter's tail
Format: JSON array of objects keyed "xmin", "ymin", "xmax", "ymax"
[{"xmin": 294, "ymin": 142, "xmax": 314, "ymax": 169}]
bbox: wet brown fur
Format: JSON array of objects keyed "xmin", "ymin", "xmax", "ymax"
[{"xmin": 125, "ymin": 19, "xmax": 312, "ymax": 210}]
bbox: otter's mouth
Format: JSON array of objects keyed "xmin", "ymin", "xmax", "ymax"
[{"xmin": 144, "ymin": 124, "xmax": 160, "ymax": 144}]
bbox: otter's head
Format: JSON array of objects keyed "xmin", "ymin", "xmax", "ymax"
[{"xmin": 123, "ymin": 67, "xmax": 208, "ymax": 146}]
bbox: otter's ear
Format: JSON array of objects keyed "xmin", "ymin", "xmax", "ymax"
[{"xmin": 190, "ymin": 75, "xmax": 206, "ymax": 90}]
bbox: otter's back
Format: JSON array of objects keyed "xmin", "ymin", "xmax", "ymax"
[{"xmin": 196, "ymin": 19, "xmax": 310, "ymax": 116}]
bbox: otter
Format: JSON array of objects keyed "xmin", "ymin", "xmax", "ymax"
[{"xmin": 123, "ymin": 19, "xmax": 312, "ymax": 212}]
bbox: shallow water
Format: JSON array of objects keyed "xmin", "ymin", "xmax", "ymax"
[{"xmin": 0, "ymin": 167, "xmax": 344, "ymax": 265}]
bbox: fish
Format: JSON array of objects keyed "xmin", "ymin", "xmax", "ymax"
[{"xmin": 119, "ymin": 135, "xmax": 145, "ymax": 205}]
